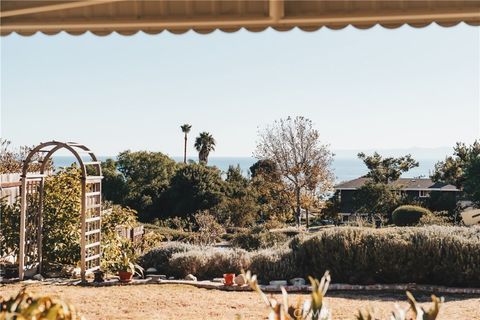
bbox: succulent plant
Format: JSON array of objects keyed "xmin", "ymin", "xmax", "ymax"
[{"xmin": 0, "ymin": 288, "xmax": 84, "ymax": 320}]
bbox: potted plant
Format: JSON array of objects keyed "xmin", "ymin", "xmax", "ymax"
[{"xmin": 116, "ymin": 252, "xmax": 144, "ymax": 283}]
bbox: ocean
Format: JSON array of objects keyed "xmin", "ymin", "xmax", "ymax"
[{"xmin": 52, "ymin": 156, "xmax": 439, "ymax": 183}]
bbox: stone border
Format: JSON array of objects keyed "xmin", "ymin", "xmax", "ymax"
[
  {"xmin": 2, "ymin": 277, "xmax": 480, "ymax": 295},
  {"xmin": 76, "ymin": 278, "xmax": 480, "ymax": 295}
]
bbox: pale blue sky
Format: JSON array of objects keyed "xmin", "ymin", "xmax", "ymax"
[{"xmin": 1, "ymin": 24, "xmax": 479, "ymax": 157}]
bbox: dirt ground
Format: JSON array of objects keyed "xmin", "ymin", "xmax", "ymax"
[{"xmin": 1, "ymin": 283, "xmax": 479, "ymax": 320}]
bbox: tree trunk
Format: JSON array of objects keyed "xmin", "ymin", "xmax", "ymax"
[
  {"xmin": 183, "ymin": 135, "xmax": 187, "ymax": 164},
  {"xmin": 306, "ymin": 208, "xmax": 309, "ymax": 229},
  {"xmin": 295, "ymin": 187, "xmax": 301, "ymax": 227}
]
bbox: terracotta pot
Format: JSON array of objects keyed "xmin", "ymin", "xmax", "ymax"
[
  {"xmin": 118, "ymin": 271, "xmax": 133, "ymax": 283},
  {"xmin": 223, "ymin": 273, "xmax": 235, "ymax": 286}
]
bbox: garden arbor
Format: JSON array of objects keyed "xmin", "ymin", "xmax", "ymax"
[{"xmin": 19, "ymin": 141, "xmax": 103, "ymax": 282}]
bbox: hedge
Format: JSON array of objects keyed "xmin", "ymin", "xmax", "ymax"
[
  {"xmin": 392, "ymin": 205, "xmax": 432, "ymax": 226},
  {"xmin": 139, "ymin": 226, "xmax": 480, "ymax": 287}
]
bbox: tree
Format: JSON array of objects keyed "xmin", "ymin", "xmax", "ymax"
[
  {"xmin": 0, "ymin": 139, "xmax": 52, "ymax": 174},
  {"xmin": 214, "ymin": 165, "xmax": 259, "ymax": 227},
  {"xmin": 180, "ymin": 124, "xmax": 192, "ymax": 164},
  {"xmin": 254, "ymin": 116, "xmax": 334, "ymax": 226},
  {"xmin": 101, "ymin": 158, "xmax": 128, "ymax": 205},
  {"xmin": 250, "ymin": 159, "xmax": 280, "ymax": 180},
  {"xmin": 432, "ymin": 141, "xmax": 480, "ymax": 204},
  {"xmin": 165, "ymin": 163, "xmax": 225, "ymax": 218},
  {"xmin": 357, "ymin": 152, "xmax": 419, "ymax": 184},
  {"xmin": 249, "ymin": 160, "xmax": 293, "ymax": 224},
  {"xmin": 116, "ymin": 150, "xmax": 177, "ymax": 220},
  {"xmin": 353, "ymin": 181, "xmax": 404, "ymax": 218},
  {"xmin": 352, "ymin": 152, "xmax": 418, "ymax": 217},
  {"xmin": 194, "ymin": 132, "xmax": 216, "ymax": 164}
]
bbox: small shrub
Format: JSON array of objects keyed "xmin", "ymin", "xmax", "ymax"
[
  {"xmin": 168, "ymin": 247, "xmax": 250, "ymax": 279},
  {"xmin": 418, "ymin": 211, "xmax": 452, "ymax": 226},
  {"xmin": 193, "ymin": 211, "xmax": 225, "ymax": 245},
  {"xmin": 392, "ymin": 205, "xmax": 432, "ymax": 226},
  {"xmin": 137, "ymin": 231, "xmax": 165, "ymax": 253},
  {"xmin": 139, "ymin": 242, "xmax": 194, "ymax": 274},
  {"xmin": 231, "ymin": 226, "xmax": 289, "ymax": 251},
  {"xmin": 249, "ymin": 248, "xmax": 298, "ymax": 282},
  {"xmin": 143, "ymin": 224, "xmax": 191, "ymax": 242}
]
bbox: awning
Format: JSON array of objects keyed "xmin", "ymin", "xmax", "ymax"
[{"xmin": 1, "ymin": 0, "xmax": 479, "ymax": 36}]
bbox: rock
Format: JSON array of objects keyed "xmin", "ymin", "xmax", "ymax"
[
  {"xmin": 45, "ymin": 271, "xmax": 64, "ymax": 278},
  {"xmin": 290, "ymin": 278, "xmax": 306, "ymax": 286},
  {"xmin": 168, "ymin": 276, "xmax": 175, "ymax": 280},
  {"xmin": 33, "ymin": 274, "xmax": 44, "ymax": 281},
  {"xmin": 269, "ymin": 280, "xmax": 287, "ymax": 287},
  {"xmin": 149, "ymin": 274, "xmax": 166, "ymax": 281},
  {"xmin": 184, "ymin": 274, "xmax": 197, "ymax": 281},
  {"xmin": 146, "ymin": 267, "xmax": 158, "ymax": 274},
  {"xmin": 71, "ymin": 267, "xmax": 82, "ymax": 279},
  {"xmin": 234, "ymin": 274, "xmax": 247, "ymax": 286},
  {"xmin": 24, "ymin": 268, "xmax": 38, "ymax": 278}
]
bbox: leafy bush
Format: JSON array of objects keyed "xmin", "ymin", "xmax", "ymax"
[
  {"xmin": 0, "ymin": 199, "xmax": 20, "ymax": 257},
  {"xmin": 392, "ymin": 205, "xmax": 432, "ymax": 226},
  {"xmin": 168, "ymin": 247, "xmax": 250, "ymax": 279},
  {"xmin": 42, "ymin": 166, "xmax": 82, "ymax": 265},
  {"xmin": 101, "ymin": 205, "xmax": 139, "ymax": 272}
]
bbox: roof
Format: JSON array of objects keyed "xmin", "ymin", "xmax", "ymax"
[
  {"xmin": 1, "ymin": 0, "xmax": 479, "ymax": 36},
  {"xmin": 335, "ymin": 177, "xmax": 460, "ymax": 191}
]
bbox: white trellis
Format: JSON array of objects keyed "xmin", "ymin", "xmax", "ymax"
[{"xmin": 19, "ymin": 141, "xmax": 103, "ymax": 282}]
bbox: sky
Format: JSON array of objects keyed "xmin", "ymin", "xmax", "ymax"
[{"xmin": 1, "ymin": 24, "xmax": 479, "ymax": 158}]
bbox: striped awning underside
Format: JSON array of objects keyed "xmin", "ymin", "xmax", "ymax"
[{"xmin": 1, "ymin": 0, "xmax": 479, "ymax": 36}]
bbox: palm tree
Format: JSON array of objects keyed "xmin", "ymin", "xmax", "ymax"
[
  {"xmin": 194, "ymin": 132, "xmax": 216, "ymax": 164},
  {"xmin": 180, "ymin": 124, "xmax": 192, "ymax": 163}
]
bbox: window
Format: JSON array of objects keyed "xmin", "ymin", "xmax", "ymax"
[{"xmin": 419, "ymin": 190, "xmax": 430, "ymax": 198}]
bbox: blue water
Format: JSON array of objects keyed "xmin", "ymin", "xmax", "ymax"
[{"xmin": 52, "ymin": 156, "xmax": 438, "ymax": 183}]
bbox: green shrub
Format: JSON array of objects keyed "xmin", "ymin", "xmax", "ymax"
[
  {"xmin": 249, "ymin": 248, "xmax": 298, "ymax": 282},
  {"xmin": 168, "ymin": 247, "xmax": 250, "ymax": 279},
  {"xmin": 294, "ymin": 227, "xmax": 480, "ymax": 287},
  {"xmin": 418, "ymin": 211, "xmax": 452, "ymax": 226},
  {"xmin": 231, "ymin": 226, "xmax": 289, "ymax": 251},
  {"xmin": 192, "ymin": 211, "xmax": 225, "ymax": 245},
  {"xmin": 139, "ymin": 242, "xmax": 194, "ymax": 274},
  {"xmin": 140, "ymin": 226, "xmax": 480, "ymax": 287},
  {"xmin": 392, "ymin": 205, "xmax": 432, "ymax": 226},
  {"xmin": 143, "ymin": 224, "xmax": 191, "ymax": 242}
]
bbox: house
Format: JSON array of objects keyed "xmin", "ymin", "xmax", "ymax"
[{"xmin": 334, "ymin": 177, "xmax": 461, "ymax": 221}]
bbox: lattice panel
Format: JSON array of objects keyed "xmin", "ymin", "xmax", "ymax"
[
  {"xmin": 84, "ymin": 180, "xmax": 101, "ymax": 272},
  {"xmin": 24, "ymin": 180, "xmax": 41, "ymax": 268}
]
